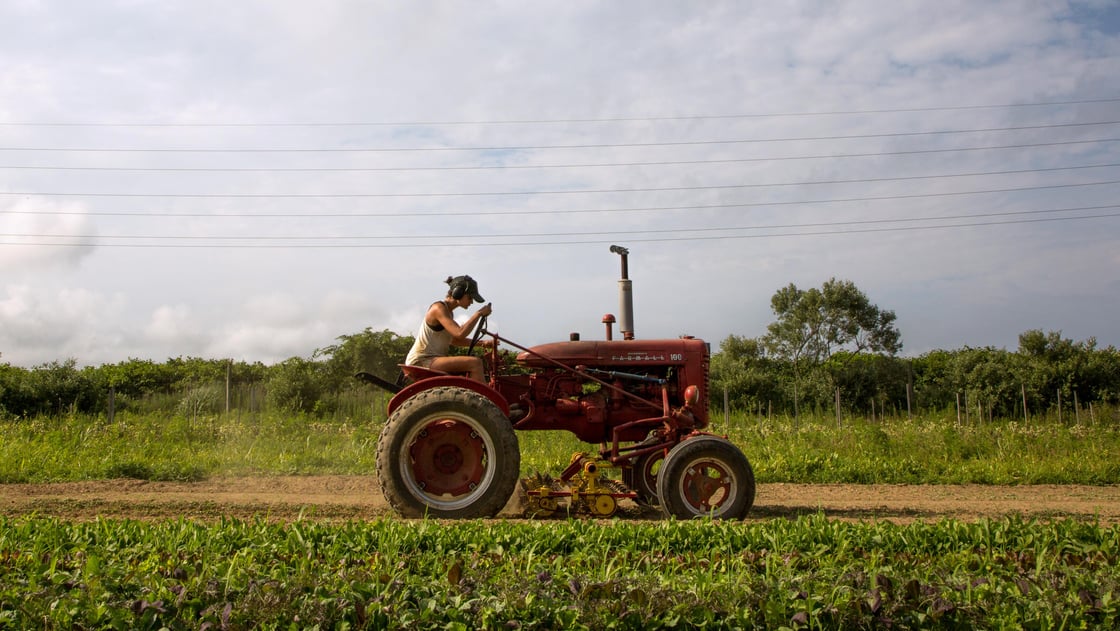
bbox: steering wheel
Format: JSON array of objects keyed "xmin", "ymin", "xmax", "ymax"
[{"xmin": 468, "ymin": 315, "xmax": 489, "ymax": 354}]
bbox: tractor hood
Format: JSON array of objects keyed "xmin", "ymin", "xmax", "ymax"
[{"xmin": 516, "ymin": 337, "xmax": 708, "ymax": 369}]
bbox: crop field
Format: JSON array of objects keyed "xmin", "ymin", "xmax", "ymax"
[
  {"xmin": 1, "ymin": 411, "xmax": 1118, "ymax": 628},
  {"xmin": 1, "ymin": 515, "xmax": 1117, "ymax": 629}
]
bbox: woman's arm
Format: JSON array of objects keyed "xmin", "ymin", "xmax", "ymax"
[{"xmin": 431, "ymin": 302, "xmax": 492, "ymax": 343}]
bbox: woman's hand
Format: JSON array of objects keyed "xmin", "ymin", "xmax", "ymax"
[{"xmin": 478, "ymin": 302, "xmax": 493, "ymax": 317}]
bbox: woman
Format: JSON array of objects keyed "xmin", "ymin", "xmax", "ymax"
[{"xmin": 404, "ymin": 275, "xmax": 493, "ymax": 383}]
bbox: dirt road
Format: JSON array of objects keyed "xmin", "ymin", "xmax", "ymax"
[{"xmin": 3, "ymin": 477, "xmax": 1118, "ymax": 523}]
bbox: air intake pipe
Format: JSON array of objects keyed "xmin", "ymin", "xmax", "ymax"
[{"xmin": 610, "ymin": 245, "xmax": 634, "ymax": 340}]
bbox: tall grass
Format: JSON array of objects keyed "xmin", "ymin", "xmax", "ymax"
[
  {"xmin": 722, "ymin": 411, "xmax": 1120, "ymax": 485},
  {"xmin": 2, "ymin": 409, "xmax": 1118, "ymax": 485},
  {"xmin": 0, "ymin": 412, "xmax": 380, "ymax": 483},
  {"xmin": 519, "ymin": 411, "xmax": 1120, "ymax": 485}
]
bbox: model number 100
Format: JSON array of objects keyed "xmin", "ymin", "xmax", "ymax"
[{"xmin": 670, "ymin": 353, "xmax": 683, "ymax": 361}]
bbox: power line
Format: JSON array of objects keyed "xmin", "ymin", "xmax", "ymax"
[
  {"xmin": 4, "ymin": 180, "xmax": 1118, "ymax": 218},
  {"xmin": 2, "ymin": 97, "xmax": 1117, "ymax": 127},
  {"xmin": 3, "ymin": 137, "xmax": 1116, "ymax": 173},
  {"xmin": 2, "ymin": 120, "xmax": 1118, "ymax": 154},
  {"xmin": 5, "ymin": 204, "xmax": 1116, "ymax": 242},
  {"xmin": 3, "ymin": 211, "xmax": 1116, "ymax": 249},
  {"xmin": 2, "ymin": 163, "xmax": 1116, "ymax": 199}
]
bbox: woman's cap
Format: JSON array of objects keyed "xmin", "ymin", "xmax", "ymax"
[{"xmin": 449, "ymin": 275, "xmax": 485, "ymax": 302}]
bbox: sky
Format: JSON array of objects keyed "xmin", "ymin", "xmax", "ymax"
[{"xmin": 2, "ymin": 0, "xmax": 1119, "ymax": 368}]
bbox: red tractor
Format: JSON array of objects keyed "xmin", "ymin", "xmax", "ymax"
[{"xmin": 368, "ymin": 246, "xmax": 755, "ymax": 519}]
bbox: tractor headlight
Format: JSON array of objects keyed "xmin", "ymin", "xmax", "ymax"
[{"xmin": 683, "ymin": 385, "xmax": 700, "ymax": 407}]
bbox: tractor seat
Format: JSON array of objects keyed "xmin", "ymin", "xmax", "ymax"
[{"xmin": 399, "ymin": 364, "xmax": 451, "ymax": 384}]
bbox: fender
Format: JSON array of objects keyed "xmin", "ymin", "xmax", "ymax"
[{"xmin": 386, "ymin": 375, "xmax": 511, "ymax": 417}]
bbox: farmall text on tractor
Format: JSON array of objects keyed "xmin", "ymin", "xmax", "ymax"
[{"xmin": 360, "ymin": 246, "xmax": 756, "ymax": 519}]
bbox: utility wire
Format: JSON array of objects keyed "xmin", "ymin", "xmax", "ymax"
[
  {"xmin": 2, "ymin": 137, "xmax": 1116, "ymax": 173},
  {"xmin": 3, "ymin": 211, "xmax": 1117, "ymax": 249},
  {"xmin": 4, "ymin": 180, "xmax": 1118, "ymax": 218},
  {"xmin": 2, "ymin": 163, "xmax": 1117, "ymax": 199},
  {"xmin": 5, "ymin": 204, "xmax": 1116, "ymax": 242},
  {"xmin": 2, "ymin": 120, "xmax": 1118, "ymax": 153},
  {"xmin": 2, "ymin": 97, "xmax": 1117, "ymax": 127}
]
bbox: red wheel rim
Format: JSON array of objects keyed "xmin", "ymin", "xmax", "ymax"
[
  {"xmin": 680, "ymin": 461, "xmax": 733, "ymax": 511},
  {"xmin": 408, "ymin": 419, "xmax": 487, "ymax": 496}
]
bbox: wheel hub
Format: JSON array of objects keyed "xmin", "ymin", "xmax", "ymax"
[
  {"xmin": 682, "ymin": 463, "xmax": 732, "ymax": 511},
  {"xmin": 409, "ymin": 420, "xmax": 487, "ymax": 496}
]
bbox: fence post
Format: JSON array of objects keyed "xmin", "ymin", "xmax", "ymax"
[
  {"xmin": 835, "ymin": 387, "xmax": 841, "ymax": 429},
  {"xmin": 225, "ymin": 360, "xmax": 232, "ymax": 415},
  {"xmin": 1057, "ymin": 389, "xmax": 1062, "ymax": 424},
  {"xmin": 955, "ymin": 392, "xmax": 961, "ymax": 427},
  {"xmin": 723, "ymin": 385, "xmax": 729, "ymax": 431},
  {"xmin": 793, "ymin": 378, "xmax": 800, "ymax": 429},
  {"xmin": 1022, "ymin": 383, "xmax": 1028, "ymax": 423}
]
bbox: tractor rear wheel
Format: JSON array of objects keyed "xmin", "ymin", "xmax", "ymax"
[
  {"xmin": 622, "ymin": 450, "xmax": 663, "ymax": 504},
  {"xmin": 376, "ymin": 386, "xmax": 520, "ymax": 518},
  {"xmin": 657, "ymin": 436, "xmax": 755, "ymax": 519}
]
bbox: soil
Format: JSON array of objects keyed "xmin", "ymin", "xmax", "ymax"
[{"xmin": 2, "ymin": 477, "xmax": 1118, "ymax": 523}]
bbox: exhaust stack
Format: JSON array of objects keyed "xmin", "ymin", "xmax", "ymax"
[{"xmin": 610, "ymin": 245, "xmax": 635, "ymax": 340}]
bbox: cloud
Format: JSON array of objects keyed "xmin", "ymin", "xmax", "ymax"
[
  {"xmin": 195, "ymin": 289, "xmax": 384, "ymax": 363},
  {"xmin": 0, "ymin": 198, "xmax": 96, "ymax": 268},
  {"xmin": 0, "ymin": 285, "xmax": 125, "ymax": 365},
  {"xmin": 144, "ymin": 304, "xmax": 205, "ymax": 346}
]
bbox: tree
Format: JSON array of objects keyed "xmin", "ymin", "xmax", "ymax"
[
  {"xmin": 911, "ymin": 349, "xmax": 955, "ymax": 412},
  {"xmin": 763, "ymin": 279, "xmax": 902, "ymax": 416},
  {"xmin": 101, "ymin": 358, "xmax": 176, "ymax": 399},
  {"xmin": 266, "ymin": 357, "xmax": 326, "ymax": 414},
  {"xmin": 765, "ymin": 279, "xmax": 901, "ymax": 363},
  {"xmin": 315, "ymin": 328, "xmax": 415, "ymax": 391},
  {"xmin": 951, "ymin": 346, "xmax": 1019, "ymax": 420},
  {"xmin": 1017, "ymin": 329, "xmax": 1120, "ymax": 415},
  {"xmin": 825, "ymin": 351, "xmax": 911, "ymax": 417},
  {"xmin": 711, "ymin": 335, "xmax": 783, "ymax": 412}
]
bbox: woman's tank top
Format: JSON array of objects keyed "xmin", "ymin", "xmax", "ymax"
[{"xmin": 405, "ymin": 303, "xmax": 453, "ymax": 367}]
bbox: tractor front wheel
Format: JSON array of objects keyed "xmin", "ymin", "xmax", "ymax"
[
  {"xmin": 376, "ymin": 386, "xmax": 520, "ymax": 518},
  {"xmin": 657, "ymin": 436, "xmax": 755, "ymax": 519}
]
